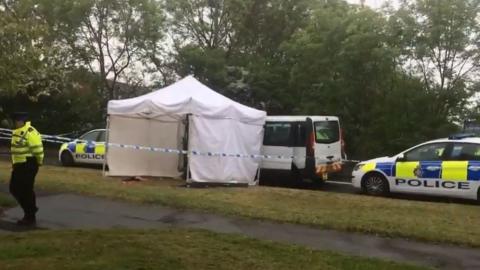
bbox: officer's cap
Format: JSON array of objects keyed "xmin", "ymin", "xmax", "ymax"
[{"xmin": 11, "ymin": 112, "xmax": 28, "ymax": 121}]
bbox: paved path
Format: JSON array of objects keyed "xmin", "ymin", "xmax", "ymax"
[{"xmin": 1, "ymin": 192, "xmax": 480, "ymax": 270}]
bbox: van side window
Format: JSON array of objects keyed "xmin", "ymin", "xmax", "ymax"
[
  {"xmin": 294, "ymin": 122, "xmax": 307, "ymax": 147},
  {"xmin": 314, "ymin": 121, "xmax": 339, "ymax": 144},
  {"xmin": 264, "ymin": 122, "xmax": 292, "ymax": 146}
]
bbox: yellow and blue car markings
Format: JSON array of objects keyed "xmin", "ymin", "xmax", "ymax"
[
  {"xmin": 61, "ymin": 141, "xmax": 105, "ymax": 161},
  {"xmin": 361, "ymin": 160, "xmax": 480, "ymax": 196},
  {"xmin": 362, "ymin": 161, "xmax": 480, "ymax": 181}
]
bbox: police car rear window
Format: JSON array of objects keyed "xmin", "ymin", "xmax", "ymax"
[
  {"xmin": 449, "ymin": 143, "xmax": 480, "ymax": 161},
  {"xmin": 98, "ymin": 131, "xmax": 106, "ymax": 142}
]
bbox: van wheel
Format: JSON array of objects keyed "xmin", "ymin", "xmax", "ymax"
[
  {"xmin": 60, "ymin": 151, "xmax": 74, "ymax": 166},
  {"xmin": 477, "ymin": 188, "xmax": 480, "ymax": 204},
  {"xmin": 362, "ymin": 173, "xmax": 389, "ymax": 196}
]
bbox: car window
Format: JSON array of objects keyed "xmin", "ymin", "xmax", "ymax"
[
  {"xmin": 79, "ymin": 131, "xmax": 100, "ymax": 142},
  {"xmin": 404, "ymin": 143, "xmax": 448, "ymax": 161},
  {"xmin": 97, "ymin": 131, "xmax": 106, "ymax": 142},
  {"xmin": 263, "ymin": 122, "xmax": 292, "ymax": 146},
  {"xmin": 448, "ymin": 143, "xmax": 480, "ymax": 161},
  {"xmin": 314, "ymin": 121, "xmax": 339, "ymax": 144}
]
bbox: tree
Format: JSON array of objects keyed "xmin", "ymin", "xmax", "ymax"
[
  {"xmin": 165, "ymin": 0, "xmax": 311, "ymax": 108},
  {"xmin": 37, "ymin": 0, "xmax": 165, "ymax": 100},
  {"xmin": 0, "ymin": 0, "xmax": 68, "ymax": 99},
  {"xmin": 388, "ymin": 0, "xmax": 480, "ymax": 119},
  {"xmin": 284, "ymin": 1, "xmax": 458, "ymax": 158}
]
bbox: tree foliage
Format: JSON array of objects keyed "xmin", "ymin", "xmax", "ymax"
[
  {"xmin": 0, "ymin": 0, "xmax": 68, "ymax": 99},
  {"xmin": 37, "ymin": 0, "xmax": 166, "ymax": 100},
  {"xmin": 387, "ymin": 0, "xmax": 480, "ymax": 120}
]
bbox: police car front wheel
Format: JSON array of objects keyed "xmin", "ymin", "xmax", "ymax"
[
  {"xmin": 60, "ymin": 151, "xmax": 74, "ymax": 166},
  {"xmin": 362, "ymin": 173, "xmax": 389, "ymax": 196}
]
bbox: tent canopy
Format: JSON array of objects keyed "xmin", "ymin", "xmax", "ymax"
[
  {"xmin": 108, "ymin": 76, "xmax": 266, "ymax": 124},
  {"xmin": 106, "ymin": 76, "xmax": 266, "ymax": 185}
]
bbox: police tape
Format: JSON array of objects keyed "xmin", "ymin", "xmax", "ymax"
[
  {"xmin": 0, "ymin": 128, "xmax": 74, "ymax": 143},
  {"xmin": 0, "ymin": 129, "xmax": 361, "ymax": 163},
  {"xmin": 0, "ymin": 136, "xmax": 71, "ymax": 145}
]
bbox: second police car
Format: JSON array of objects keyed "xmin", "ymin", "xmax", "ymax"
[
  {"xmin": 352, "ymin": 134, "xmax": 480, "ymax": 201},
  {"xmin": 58, "ymin": 129, "xmax": 106, "ymax": 166}
]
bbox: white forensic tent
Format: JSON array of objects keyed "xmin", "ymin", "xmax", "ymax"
[{"xmin": 106, "ymin": 76, "xmax": 267, "ymax": 185}]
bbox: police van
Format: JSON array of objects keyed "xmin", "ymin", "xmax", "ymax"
[
  {"xmin": 260, "ymin": 116, "xmax": 345, "ymax": 181},
  {"xmin": 352, "ymin": 134, "xmax": 480, "ymax": 201},
  {"xmin": 58, "ymin": 129, "xmax": 106, "ymax": 166}
]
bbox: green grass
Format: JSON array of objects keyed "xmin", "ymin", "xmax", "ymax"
[
  {"xmin": 0, "ymin": 228, "xmax": 428, "ymax": 270},
  {"xmin": 0, "ymin": 161, "xmax": 479, "ymax": 247}
]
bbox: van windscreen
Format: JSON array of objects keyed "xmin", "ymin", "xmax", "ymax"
[{"xmin": 314, "ymin": 121, "xmax": 339, "ymax": 144}]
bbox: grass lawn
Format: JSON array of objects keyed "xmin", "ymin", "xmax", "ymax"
[
  {"xmin": 0, "ymin": 228, "xmax": 428, "ymax": 270},
  {"xmin": 0, "ymin": 160, "xmax": 479, "ymax": 247}
]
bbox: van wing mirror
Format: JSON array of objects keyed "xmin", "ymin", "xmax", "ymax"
[{"xmin": 397, "ymin": 154, "xmax": 406, "ymax": 162}]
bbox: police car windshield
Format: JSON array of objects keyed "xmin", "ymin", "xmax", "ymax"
[{"xmin": 79, "ymin": 131, "xmax": 99, "ymax": 142}]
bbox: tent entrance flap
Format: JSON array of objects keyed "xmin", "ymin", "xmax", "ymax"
[
  {"xmin": 107, "ymin": 115, "xmax": 183, "ymax": 177},
  {"xmin": 179, "ymin": 114, "xmax": 190, "ymax": 178},
  {"xmin": 188, "ymin": 115, "xmax": 263, "ymax": 184}
]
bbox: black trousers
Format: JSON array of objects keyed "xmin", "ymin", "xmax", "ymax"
[{"xmin": 9, "ymin": 157, "xmax": 39, "ymax": 217}]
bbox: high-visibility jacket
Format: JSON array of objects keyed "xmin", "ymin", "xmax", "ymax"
[{"xmin": 10, "ymin": 121, "xmax": 44, "ymax": 165}]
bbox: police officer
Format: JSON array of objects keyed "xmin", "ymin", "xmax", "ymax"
[{"xmin": 9, "ymin": 112, "xmax": 44, "ymax": 226}]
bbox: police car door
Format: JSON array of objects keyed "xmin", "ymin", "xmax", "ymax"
[
  {"xmin": 75, "ymin": 130, "xmax": 101, "ymax": 164},
  {"xmin": 394, "ymin": 142, "xmax": 450, "ymax": 195},
  {"xmin": 440, "ymin": 143, "xmax": 480, "ymax": 199}
]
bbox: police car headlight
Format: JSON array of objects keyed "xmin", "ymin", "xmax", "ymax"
[{"xmin": 353, "ymin": 163, "xmax": 365, "ymax": 171}]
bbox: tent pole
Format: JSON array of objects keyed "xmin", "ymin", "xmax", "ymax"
[
  {"xmin": 102, "ymin": 116, "xmax": 110, "ymax": 177},
  {"xmin": 185, "ymin": 114, "xmax": 192, "ymax": 184},
  {"xmin": 186, "ymin": 157, "xmax": 191, "ymax": 184},
  {"xmin": 254, "ymin": 166, "xmax": 261, "ymax": 186}
]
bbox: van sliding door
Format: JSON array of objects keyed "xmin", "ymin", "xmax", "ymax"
[{"xmin": 261, "ymin": 122, "xmax": 294, "ymax": 170}]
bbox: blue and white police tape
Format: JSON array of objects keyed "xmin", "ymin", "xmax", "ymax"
[
  {"xmin": 0, "ymin": 128, "xmax": 360, "ymax": 163},
  {"xmin": 0, "ymin": 136, "xmax": 73, "ymax": 145},
  {"xmin": 107, "ymin": 142, "xmax": 315, "ymax": 160},
  {"xmin": 0, "ymin": 128, "xmax": 72, "ymax": 143}
]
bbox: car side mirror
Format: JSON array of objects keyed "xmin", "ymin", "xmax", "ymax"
[{"xmin": 397, "ymin": 154, "xmax": 406, "ymax": 162}]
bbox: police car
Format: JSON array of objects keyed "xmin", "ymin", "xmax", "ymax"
[
  {"xmin": 58, "ymin": 129, "xmax": 106, "ymax": 166},
  {"xmin": 352, "ymin": 134, "xmax": 480, "ymax": 201}
]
